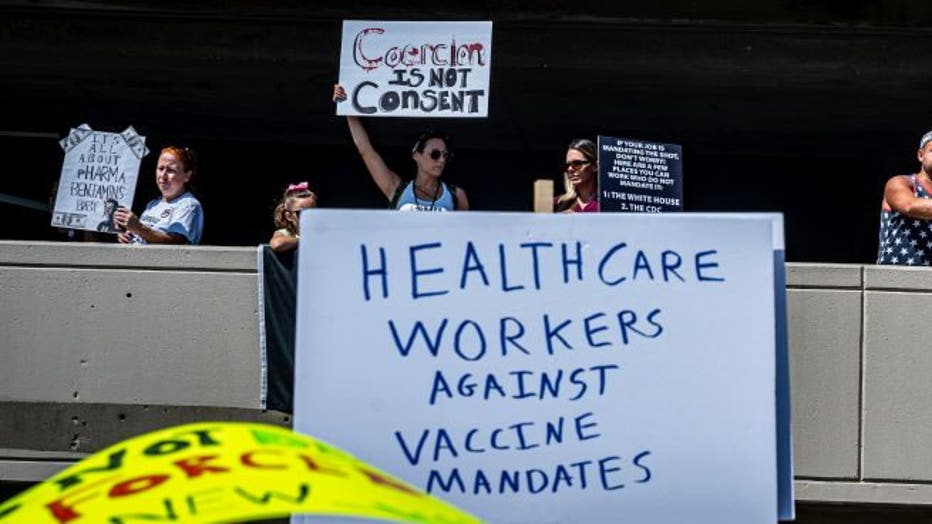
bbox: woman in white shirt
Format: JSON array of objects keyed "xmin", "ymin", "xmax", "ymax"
[{"xmin": 114, "ymin": 146, "xmax": 204, "ymax": 244}]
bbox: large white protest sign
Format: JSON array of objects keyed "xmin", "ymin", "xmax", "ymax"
[
  {"xmin": 294, "ymin": 211, "xmax": 778, "ymax": 524},
  {"xmin": 337, "ymin": 21, "xmax": 492, "ymax": 118},
  {"xmin": 52, "ymin": 124, "xmax": 148, "ymax": 233}
]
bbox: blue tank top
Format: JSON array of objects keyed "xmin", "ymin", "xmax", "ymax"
[
  {"xmin": 878, "ymin": 175, "xmax": 932, "ymax": 265},
  {"xmin": 394, "ymin": 181, "xmax": 456, "ymax": 212}
]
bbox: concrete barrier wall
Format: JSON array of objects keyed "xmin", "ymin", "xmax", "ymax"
[
  {"xmin": 786, "ymin": 264, "xmax": 862, "ymax": 481},
  {"xmin": 4, "ymin": 241, "xmax": 932, "ymax": 506},
  {"xmin": 786, "ymin": 264, "xmax": 932, "ymax": 506},
  {"xmin": 0, "ymin": 241, "xmax": 262, "ymax": 409}
]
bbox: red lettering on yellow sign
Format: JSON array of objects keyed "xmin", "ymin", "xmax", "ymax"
[
  {"xmin": 298, "ymin": 454, "xmax": 347, "ymax": 477},
  {"xmin": 108, "ymin": 474, "xmax": 170, "ymax": 498},
  {"xmin": 46, "ymin": 500, "xmax": 81, "ymax": 524},
  {"xmin": 240, "ymin": 450, "xmax": 287, "ymax": 470},
  {"xmin": 357, "ymin": 467, "xmax": 421, "ymax": 496},
  {"xmin": 173, "ymin": 455, "xmax": 230, "ymax": 479},
  {"xmin": 45, "ymin": 476, "xmax": 116, "ymax": 524}
]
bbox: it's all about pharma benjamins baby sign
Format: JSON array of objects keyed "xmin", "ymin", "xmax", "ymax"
[
  {"xmin": 337, "ymin": 20, "xmax": 492, "ymax": 118},
  {"xmin": 293, "ymin": 210, "xmax": 779, "ymax": 524}
]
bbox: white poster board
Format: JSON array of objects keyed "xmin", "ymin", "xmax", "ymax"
[
  {"xmin": 294, "ymin": 211, "xmax": 778, "ymax": 524},
  {"xmin": 52, "ymin": 124, "xmax": 148, "ymax": 233},
  {"xmin": 337, "ymin": 21, "xmax": 492, "ymax": 118}
]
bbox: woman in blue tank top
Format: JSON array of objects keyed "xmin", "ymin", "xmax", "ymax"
[{"xmin": 333, "ymin": 84, "xmax": 469, "ymax": 212}]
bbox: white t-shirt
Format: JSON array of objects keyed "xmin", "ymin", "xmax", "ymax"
[{"xmin": 131, "ymin": 191, "xmax": 204, "ymax": 245}]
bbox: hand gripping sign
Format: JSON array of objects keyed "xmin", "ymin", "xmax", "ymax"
[{"xmin": 0, "ymin": 422, "xmax": 481, "ymax": 524}]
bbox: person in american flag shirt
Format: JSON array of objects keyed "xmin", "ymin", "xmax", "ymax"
[{"xmin": 878, "ymin": 131, "xmax": 932, "ymax": 265}]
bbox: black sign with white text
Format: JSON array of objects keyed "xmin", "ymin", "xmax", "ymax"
[{"xmin": 598, "ymin": 136, "xmax": 683, "ymax": 213}]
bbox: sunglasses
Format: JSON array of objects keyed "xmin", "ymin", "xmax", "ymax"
[
  {"xmin": 564, "ymin": 159, "xmax": 592, "ymax": 171},
  {"xmin": 428, "ymin": 149, "xmax": 453, "ymax": 161}
]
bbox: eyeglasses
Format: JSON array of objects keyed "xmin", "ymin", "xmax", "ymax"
[
  {"xmin": 428, "ymin": 149, "xmax": 453, "ymax": 161},
  {"xmin": 564, "ymin": 159, "xmax": 592, "ymax": 171}
]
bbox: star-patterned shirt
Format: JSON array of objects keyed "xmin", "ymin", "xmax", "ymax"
[{"xmin": 878, "ymin": 175, "xmax": 932, "ymax": 266}]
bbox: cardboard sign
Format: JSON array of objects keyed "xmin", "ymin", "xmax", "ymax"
[
  {"xmin": 337, "ymin": 21, "xmax": 492, "ymax": 118},
  {"xmin": 706, "ymin": 213, "xmax": 794, "ymax": 520},
  {"xmin": 0, "ymin": 422, "xmax": 480, "ymax": 524},
  {"xmin": 294, "ymin": 210, "xmax": 780, "ymax": 524},
  {"xmin": 598, "ymin": 135, "xmax": 683, "ymax": 213},
  {"xmin": 52, "ymin": 124, "xmax": 148, "ymax": 233},
  {"xmin": 771, "ymin": 217, "xmax": 795, "ymax": 521}
]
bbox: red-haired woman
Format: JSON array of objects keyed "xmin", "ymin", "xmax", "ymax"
[{"xmin": 114, "ymin": 146, "xmax": 204, "ymax": 244}]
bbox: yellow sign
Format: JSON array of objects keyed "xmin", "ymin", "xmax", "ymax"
[{"xmin": 0, "ymin": 422, "xmax": 482, "ymax": 524}]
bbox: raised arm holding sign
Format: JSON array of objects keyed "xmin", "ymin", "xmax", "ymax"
[
  {"xmin": 333, "ymin": 85, "xmax": 469, "ymax": 212},
  {"xmin": 331, "ymin": 20, "xmax": 491, "ymax": 212}
]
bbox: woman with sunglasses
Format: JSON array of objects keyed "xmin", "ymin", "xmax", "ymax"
[
  {"xmin": 555, "ymin": 138, "xmax": 600, "ymax": 213},
  {"xmin": 333, "ymin": 84, "xmax": 469, "ymax": 211}
]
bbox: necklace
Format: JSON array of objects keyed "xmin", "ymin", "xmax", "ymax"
[{"xmin": 414, "ymin": 182, "xmax": 442, "ymax": 211}]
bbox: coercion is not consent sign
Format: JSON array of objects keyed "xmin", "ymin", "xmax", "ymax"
[{"xmin": 337, "ymin": 21, "xmax": 492, "ymax": 118}]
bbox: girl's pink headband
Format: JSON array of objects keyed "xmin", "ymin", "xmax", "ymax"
[{"xmin": 287, "ymin": 182, "xmax": 309, "ymax": 193}]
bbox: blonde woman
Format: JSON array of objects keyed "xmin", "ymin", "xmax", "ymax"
[{"xmin": 555, "ymin": 139, "xmax": 599, "ymax": 213}]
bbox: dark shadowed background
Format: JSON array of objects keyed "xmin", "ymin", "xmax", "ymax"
[{"xmin": 3, "ymin": 0, "xmax": 932, "ymax": 262}]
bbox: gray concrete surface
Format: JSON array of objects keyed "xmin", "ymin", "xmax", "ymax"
[
  {"xmin": 862, "ymin": 290, "xmax": 932, "ymax": 481},
  {"xmin": 6, "ymin": 241, "xmax": 932, "ymax": 508},
  {"xmin": 0, "ymin": 401, "xmax": 289, "ymax": 484},
  {"xmin": 788, "ymin": 288, "xmax": 862, "ymax": 479},
  {"xmin": 1, "ymin": 242, "xmax": 261, "ymax": 408},
  {"xmin": 787, "ymin": 264, "xmax": 862, "ymax": 289}
]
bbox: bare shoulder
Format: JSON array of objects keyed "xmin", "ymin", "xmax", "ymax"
[
  {"xmin": 886, "ymin": 174, "xmax": 913, "ymax": 186},
  {"xmin": 884, "ymin": 174, "xmax": 915, "ymax": 194},
  {"xmin": 453, "ymin": 185, "xmax": 470, "ymax": 211}
]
